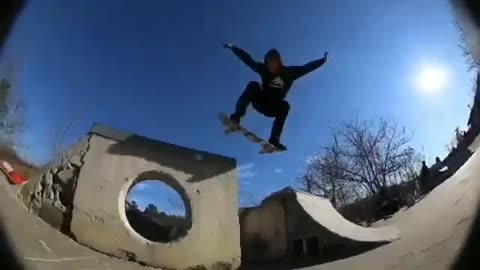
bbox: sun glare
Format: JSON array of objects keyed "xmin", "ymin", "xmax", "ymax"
[{"xmin": 415, "ymin": 65, "xmax": 451, "ymax": 94}]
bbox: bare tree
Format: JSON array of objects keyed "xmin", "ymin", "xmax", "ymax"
[
  {"xmin": 467, "ymin": 73, "xmax": 480, "ymax": 129},
  {"xmin": 445, "ymin": 126, "xmax": 465, "ymax": 152},
  {"xmin": 0, "ymin": 78, "xmax": 25, "ymax": 147},
  {"xmin": 144, "ymin": 204, "xmax": 159, "ymax": 216},
  {"xmin": 49, "ymin": 112, "xmax": 78, "ymax": 161},
  {"xmin": 130, "ymin": 200, "xmax": 139, "ymax": 210},
  {"xmin": 400, "ymin": 151, "xmax": 423, "ymax": 183},
  {"xmin": 452, "ymin": 0, "xmax": 480, "ymax": 71},
  {"xmin": 299, "ymin": 135, "xmax": 360, "ymax": 208},
  {"xmin": 299, "ymin": 118, "xmax": 421, "ymax": 205},
  {"xmin": 456, "ymin": 21, "xmax": 480, "ymax": 71}
]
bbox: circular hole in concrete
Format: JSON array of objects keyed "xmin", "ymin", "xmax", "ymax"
[{"xmin": 125, "ymin": 179, "xmax": 189, "ymax": 243}]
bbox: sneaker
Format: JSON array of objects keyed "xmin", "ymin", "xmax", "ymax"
[
  {"xmin": 268, "ymin": 139, "xmax": 287, "ymax": 151},
  {"xmin": 229, "ymin": 114, "xmax": 241, "ymax": 125}
]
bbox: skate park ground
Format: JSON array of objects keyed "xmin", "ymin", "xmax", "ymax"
[
  {"xmin": 1, "ymin": 2, "xmax": 480, "ymax": 269},
  {"xmin": 0, "ymin": 139, "xmax": 479, "ymax": 270},
  {"xmin": 250, "ymin": 147, "xmax": 480, "ymax": 270}
]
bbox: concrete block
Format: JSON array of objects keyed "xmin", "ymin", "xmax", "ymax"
[{"xmin": 70, "ymin": 124, "xmax": 241, "ymax": 269}]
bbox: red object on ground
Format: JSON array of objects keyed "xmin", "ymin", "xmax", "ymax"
[
  {"xmin": 0, "ymin": 160, "xmax": 28, "ymax": 185},
  {"xmin": 8, "ymin": 170, "xmax": 27, "ymax": 185}
]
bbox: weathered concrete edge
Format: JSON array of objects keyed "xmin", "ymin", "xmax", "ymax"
[
  {"xmin": 249, "ymin": 186, "xmax": 400, "ymax": 242},
  {"xmin": 90, "ymin": 123, "xmax": 236, "ymax": 164}
]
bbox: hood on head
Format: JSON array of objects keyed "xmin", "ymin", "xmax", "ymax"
[{"xmin": 264, "ymin": 49, "xmax": 281, "ymax": 63}]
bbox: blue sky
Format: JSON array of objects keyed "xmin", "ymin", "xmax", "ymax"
[
  {"xmin": 0, "ymin": 0, "xmax": 476, "ymax": 207},
  {"xmin": 127, "ymin": 180, "xmax": 186, "ymax": 216}
]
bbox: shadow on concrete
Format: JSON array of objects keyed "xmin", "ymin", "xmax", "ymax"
[
  {"xmin": 99, "ymin": 125, "xmax": 236, "ymax": 183},
  {"xmin": 0, "ymin": 220, "xmax": 24, "ymax": 270},
  {"xmin": 244, "ymin": 204, "xmax": 480, "ymax": 270},
  {"xmin": 285, "ymin": 199, "xmax": 393, "ymax": 266},
  {"xmin": 450, "ymin": 202, "xmax": 480, "ymax": 270},
  {"xmin": 241, "ymin": 190, "xmax": 393, "ymax": 269},
  {"xmin": 451, "ymin": 1, "xmax": 480, "ymax": 267},
  {"xmin": 242, "ymin": 242, "xmax": 386, "ymax": 270}
]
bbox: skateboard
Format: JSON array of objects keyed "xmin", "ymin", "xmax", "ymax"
[{"xmin": 218, "ymin": 113, "xmax": 286, "ymax": 154}]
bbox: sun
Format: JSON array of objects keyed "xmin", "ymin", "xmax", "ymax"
[{"xmin": 416, "ymin": 65, "xmax": 451, "ymax": 94}]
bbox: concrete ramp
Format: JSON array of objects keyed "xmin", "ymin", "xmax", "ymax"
[
  {"xmin": 0, "ymin": 175, "xmax": 150, "ymax": 270},
  {"xmin": 240, "ymin": 188, "xmax": 400, "ymax": 263},
  {"xmin": 295, "ymin": 191, "xmax": 400, "ymax": 242},
  {"xmin": 15, "ymin": 123, "xmax": 241, "ymax": 270}
]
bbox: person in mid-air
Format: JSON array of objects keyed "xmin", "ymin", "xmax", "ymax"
[{"xmin": 224, "ymin": 43, "xmax": 329, "ymax": 150}]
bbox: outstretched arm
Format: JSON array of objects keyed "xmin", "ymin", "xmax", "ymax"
[
  {"xmin": 289, "ymin": 52, "xmax": 329, "ymax": 80},
  {"xmin": 224, "ymin": 43, "xmax": 261, "ymax": 73}
]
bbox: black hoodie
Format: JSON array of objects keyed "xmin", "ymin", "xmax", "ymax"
[{"xmin": 229, "ymin": 46, "xmax": 327, "ymax": 100}]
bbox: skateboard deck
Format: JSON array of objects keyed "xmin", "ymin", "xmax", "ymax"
[{"xmin": 218, "ymin": 113, "xmax": 286, "ymax": 154}]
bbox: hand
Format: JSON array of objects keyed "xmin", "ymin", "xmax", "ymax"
[
  {"xmin": 324, "ymin": 52, "xmax": 329, "ymax": 61},
  {"xmin": 223, "ymin": 43, "xmax": 233, "ymax": 49}
]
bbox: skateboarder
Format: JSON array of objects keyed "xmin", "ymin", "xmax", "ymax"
[{"xmin": 224, "ymin": 43, "xmax": 329, "ymax": 150}]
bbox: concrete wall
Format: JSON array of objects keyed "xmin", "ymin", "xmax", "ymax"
[
  {"xmin": 240, "ymin": 193, "xmax": 359, "ymax": 263},
  {"xmin": 240, "ymin": 189, "xmax": 394, "ymax": 265},
  {"xmin": 69, "ymin": 124, "xmax": 241, "ymax": 270},
  {"xmin": 239, "ymin": 193, "xmax": 345, "ymax": 264},
  {"xmin": 284, "ymin": 197, "xmax": 345, "ymax": 249},
  {"xmin": 239, "ymin": 199, "xmax": 287, "ymax": 263}
]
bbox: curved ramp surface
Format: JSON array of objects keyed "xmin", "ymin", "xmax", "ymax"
[
  {"xmin": 0, "ymin": 176, "xmax": 154, "ymax": 270},
  {"xmin": 295, "ymin": 191, "xmax": 401, "ymax": 242},
  {"xmin": 1, "ymin": 146, "xmax": 479, "ymax": 270},
  {"xmin": 252, "ymin": 140, "xmax": 480, "ymax": 270}
]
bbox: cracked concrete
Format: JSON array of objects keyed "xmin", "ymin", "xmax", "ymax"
[
  {"xmin": 2, "ymin": 122, "xmax": 480, "ymax": 269},
  {"xmin": 1, "ymin": 139, "xmax": 478, "ymax": 270},
  {"xmin": 17, "ymin": 136, "xmax": 91, "ymax": 236},
  {"xmin": 249, "ymin": 140, "xmax": 480, "ymax": 270},
  {"xmin": 24, "ymin": 124, "xmax": 241, "ymax": 270},
  {"xmin": 8, "ymin": 124, "xmax": 242, "ymax": 269},
  {"xmin": 0, "ymin": 176, "xmax": 158, "ymax": 270}
]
